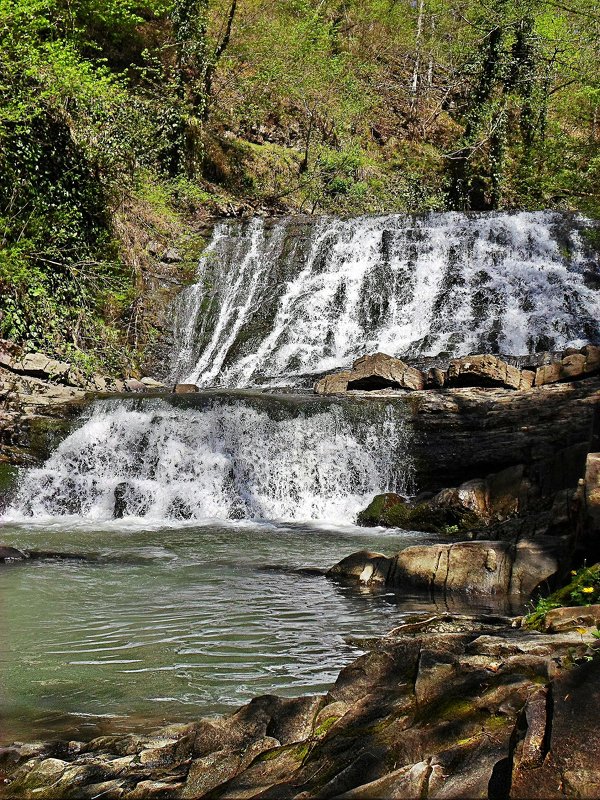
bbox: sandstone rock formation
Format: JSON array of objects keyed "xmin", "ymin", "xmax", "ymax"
[
  {"xmin": 543, "ymin": 604, "xmax": 600, "ymax": 633},
  {"xmin": 314, "ymin": 352, "xmax": 425, "ymax": 394},
  {"xmin": 407, "ymin": 377, "xmax": 600, "ymax": 492},
  {"xmin": 442, "ymin": 354, "xmax": 535, "ymax": 390},
  {"xmin": 328, "ymin": 539, "xmax": 558, "ymax": 596},
  {"xmin": 3, "ymin": 614, "xmax": 598, "ymax": 799},
  {"xmin": 534, "ymin": 344, "xmax": 600, "ymax": 386},
  {"xmin": 315, "ymin": 346, "xmax": 600, "ymax": 395}
]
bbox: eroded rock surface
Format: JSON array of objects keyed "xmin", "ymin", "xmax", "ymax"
[
  {"xmin": 3, "ymin": 615, "xmax": 598, "ymax": 799},
  {"xmin": 329, "ymin": 539, "xmax": 558, "ymax": 596},
  {"xmin": 408, "ymin": 378, "xmax": 600, "ymax": 492},
  {"xmin": 315, "ymin": 347, "xmax": 600, "ymax": 396},
  {"xmin": 443, "ymin": 354, "xmax": 535, "ymax": 390},
  {"xmin": 315, "ymin": 352, "xmax": 425, "ymax": 394}
]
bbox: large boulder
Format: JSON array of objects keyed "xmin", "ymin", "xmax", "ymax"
[
  {"xmin": 535, "ymin": 344, "xmax": 600, "ymax": 386},
  {"xmin": 406, "ymin": 377, "xmax": 600, "ymax": 493},
  {"xmin": 357, "ymin": 465, "xmax": 529, "ymax": 533},
  {"xmin": 356, "ymin": 491, "xmax": 482, "ymax": 533},
  {"xmin": 329, "ymin": 539, "xmax": 558, "ymax": 595},
  {"xmin": 315, "ymin": 352, "xmax": 425, "ymax": 394},
  {"xmin": 391, "ymin": 540, "xmax": 557, "ymax": 595},
  {"xmin": 443, "ymin": 354, "xmax": 535, "ymax": 390}
]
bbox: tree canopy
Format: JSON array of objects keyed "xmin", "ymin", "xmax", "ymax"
[{"xmin": 1, "ymin": 0, "xmax": 599, "ymax": 362}]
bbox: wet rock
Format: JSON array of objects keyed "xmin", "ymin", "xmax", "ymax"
[
  {"xmin": 167, "ymin": 497, "xmax": 192, "ymax": 520},
  {"xmin": 357, "ymin": 465, "xmax": 529, "ymax": 533},
  {"xmin": 356, "ymin": 491, "xmax": 482, "ymax": 533},
  {"xmin": 173, "ymin": 384, "xmax": 199, "ymax": 394},
  {"xmin": 113, "ymin": 483, "xmax": 128, "ymax": 519},
  {"xmin": 326, "ymin": 550, "xmax": 392, "ymax": 585},
  {"xmin": 113, "ymin": 483, "xmax": 149, "ymax": 519},
  {"xmin": 0, "ymin": 545, "xmax": 27, "ymax": 562},
  {"xmin": 315, "ymin": 352, "xmax": 425, "ymax": 394}
]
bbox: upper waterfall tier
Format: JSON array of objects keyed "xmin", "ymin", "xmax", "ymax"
[{"xmin": 171, "ymin": 212, "xmax": 600, "ymax": 388}]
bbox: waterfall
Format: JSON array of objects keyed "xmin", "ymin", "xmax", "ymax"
[
  {"xmin": 5, "ymin": 397, "xmax": 413, "ymax": 525},
  {"xmin": 7, "ymin": 211, "xmax": 599, "ymax": 527},
  {"xmin": 171, "ymin": 211, "xmax": 600, "ymax": 388}
]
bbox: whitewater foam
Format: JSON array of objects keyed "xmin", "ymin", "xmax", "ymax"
[{"xmin": 171, "ymin": 211, "xmax": 599, "ymax": 387}]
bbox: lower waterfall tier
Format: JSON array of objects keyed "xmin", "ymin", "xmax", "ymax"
[{"xmin": 4, "ymin": 393, "xmax": 413, "ymax": 525}]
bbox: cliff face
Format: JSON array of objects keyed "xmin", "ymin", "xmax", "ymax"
[{"xmin": 407, "ymin": 378, "xmax": 600, "ymax": 494}]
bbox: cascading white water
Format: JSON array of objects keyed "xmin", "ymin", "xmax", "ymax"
[
  {"xmin": 172, "ymin": 211, "xmax": 600, "ymax": 387},
  {"xmin": 5, "ymin": 397, "xmax": 413, "ymax": 524}
]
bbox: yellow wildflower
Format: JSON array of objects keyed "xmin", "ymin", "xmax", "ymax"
[
  {"xmin": 582, "ymin": 587, "xmax": 595, "ymax": 594},
  {"xmin": 571, "ymin": 570, "xmax": 577, "ymax": 576}
]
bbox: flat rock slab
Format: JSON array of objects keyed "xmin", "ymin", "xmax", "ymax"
[{"xmin": 544, "ymin": 604, "xmax": 600, "ymax": 632}]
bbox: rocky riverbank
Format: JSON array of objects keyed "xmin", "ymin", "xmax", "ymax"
[{"xmin": 2, "ymin": 611, "xmax": 600, "ymax": 799}]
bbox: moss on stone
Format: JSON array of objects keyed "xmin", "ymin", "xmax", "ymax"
[
  {"xmin": 524, "ymin": 563, "xmax": 600, "ymax": 629},
  {"xmin": 0, "ymin": 463, "xmax": 18, "ymax": 496},
  {"xmin": 436, "ymin": 698, "xmax": 476, "ymax": 720},
  {"xmin": 357, "ymin": 492, "xmax": 481, "ymax": 533},
  {"xmin": 314, "ymin": 716, "xmax": 339, "ymax": 737}
]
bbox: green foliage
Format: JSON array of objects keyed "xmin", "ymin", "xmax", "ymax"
[
  {"xmin": 1, "ymin": 0, "xmax": 600, "ymax": 367},
  {"xmin": 525, "ymin": 564, "xmax": 600, "ymax": 629}
]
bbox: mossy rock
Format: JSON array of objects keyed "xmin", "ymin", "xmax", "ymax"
[
  {"xmin": 357, "ymin": 492, "xmax": 481, "ymax": 533},
  {"xmin": 0, "ymin": 463, "xmax": 18, "ymax": 492},
  {"xmin": 524, "ymin": 563, "xmax": 600, "ymax": 629},
  {"xmin": 0, "ymin": 463, "xmax": 18, "ymax": 507}
]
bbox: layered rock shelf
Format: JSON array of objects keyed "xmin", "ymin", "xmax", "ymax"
[
  {"xmin": 2, "ymin": 613, "xmax": 599, "ymax": 799},
  {"xmin": 0, "ymin": 340, "xmax": 201, "ymax": 464},
  {"xmin": 315, "ymin": 348, "xmax": 600, "ymax": 395}
]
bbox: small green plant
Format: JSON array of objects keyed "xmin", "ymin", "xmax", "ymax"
[
  {"xmin": 568, "ymin": 566, "xmax": 600, "ymax": 606},
  {"xmin": 524, "ymin": 564, "xmax": 600, "ymax": 629}
]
